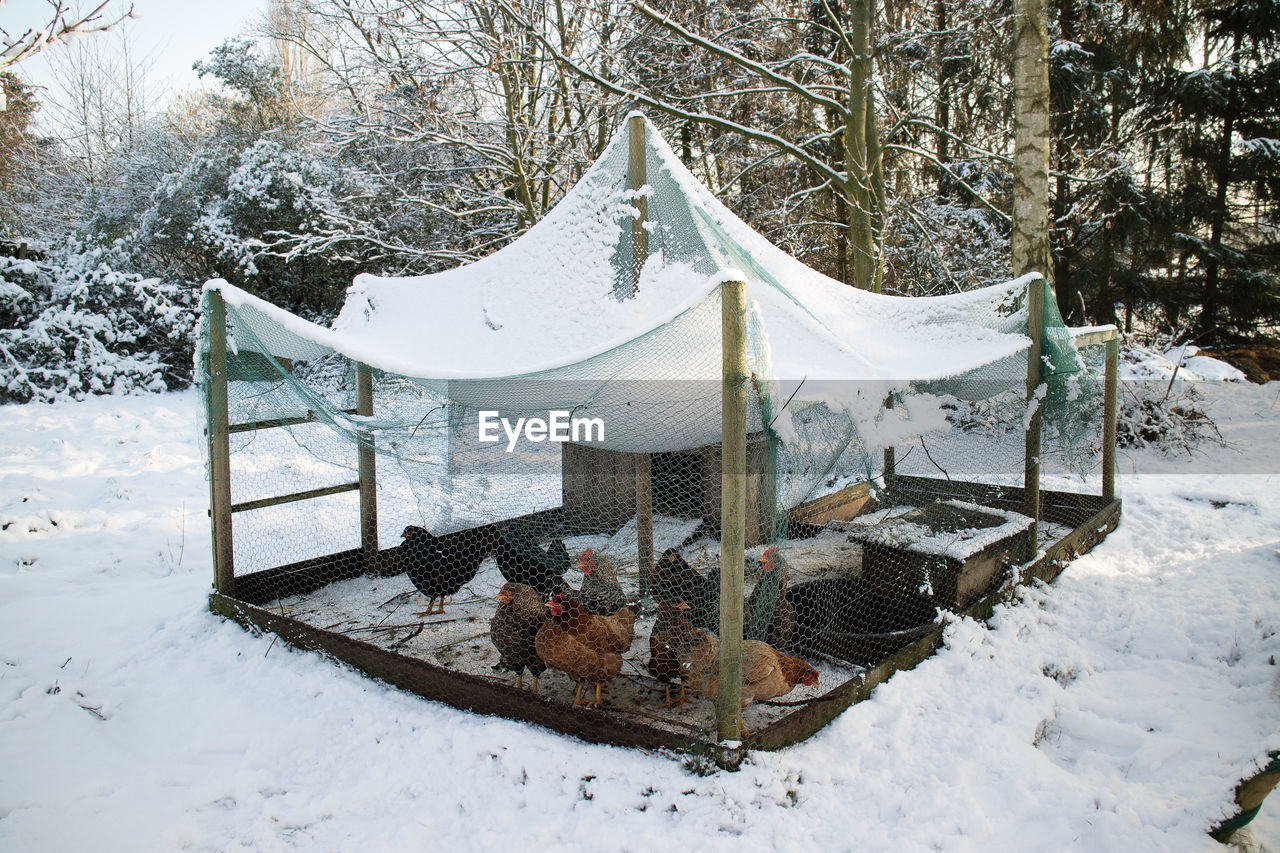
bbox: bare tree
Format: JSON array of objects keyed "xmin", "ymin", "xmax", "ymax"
[
  {"xmin": 0, "ymin": 1, "xmax": 136, "ymax": 81},
  {"xmin": 40, "ymin": 29, "xmax": 160, "ymax": 184}
]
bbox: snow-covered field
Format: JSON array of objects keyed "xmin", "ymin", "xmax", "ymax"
[{"xmin": 2, "ymin": 380, "xmax": 1279, "ymax": 852}]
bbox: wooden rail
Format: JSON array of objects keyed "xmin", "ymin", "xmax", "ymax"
[
  {"xmin": 228, "ymin": 409, "xmax": 358, "ymax": 434},
  {"xmin": 1070, "ymin": 326, "xmax": 1118, "ymax": 349},
  {"xmin": 229, "ymin": 482, "xmax": 360, "ymax": 515}
]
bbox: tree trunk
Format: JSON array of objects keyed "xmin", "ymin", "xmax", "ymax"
[
  {"xmin": 1052, "ymin": 0, "xmax": 1079, "ymax": 322},
  {"xmin": 846, "ymin": 0, "xmax": 879, "ymax": 291},
  {"xmin": 1200, "ymin": 34, "xmax": 1241, "ymax": 343},
  {"xmin": 1011, "ymin": 0, "xmax": 1052, "ymax": 287},
  {"xmin": 935, "ymin": 0, "xmax": 951, "ymax": 201},
  {"xmin": 866, "ymin": 77, "xmax": 885, "ymax": 293}
]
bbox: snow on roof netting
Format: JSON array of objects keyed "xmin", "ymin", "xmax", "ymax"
[{"xmin": 201, "ymin": 113, "xmax": 1085, "ymax": 450}]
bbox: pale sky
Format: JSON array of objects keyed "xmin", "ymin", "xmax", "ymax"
[{"xmin": 4, "ymin": 0, "xmax": 269, "ymax": 120}]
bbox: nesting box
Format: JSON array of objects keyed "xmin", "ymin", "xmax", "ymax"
[
  {"xmin": 561, "ymin": 436, "xmax": 776, "ymax": 545},
  {"xmin": 841, "ymin": 501, "xmax": 1034, "ymax": 609}
]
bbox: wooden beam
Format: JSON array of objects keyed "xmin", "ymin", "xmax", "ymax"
[
  {"xmin": 629, "ymin": 114, "xmax": 649, "ymax": 293},
  {"xmin": 635, "ymin": 452, "xmax": 653, "ymax": 598},
  {"xmin": 228, "ymin": 408, "xmax": 358, "ymax": 434},
  {"xmin": 213, "ymin": 493, "xmax": 1121, "ymax": 756},
  {"xmin": 205, "ymin": 290, "xmax": 235, "ymax": 596},
  {"xmin": 1070, "ymin": 326, "xmax": 1118, "ymax": 349},
  {"xmin": 1023, "ymin": 276, "xmax": 1045, "ymax": 561},
  {"xmin": 788, "ymin": 481, "xmax": 873, "ymax": 526},
  {"xmin": 356, "ymin": 363, "xmax": 378, "ymax": 574},
  {"xmin": 230, "ymin": 482, "xmax": 360, "ymax": 515},
  {"xmin": 1103, "ymin": 336, "xmax": 1118, "ymax": 503},
  {"xmin": 718, "ymin": 279, "xmax": 748, "ymax": 742}
]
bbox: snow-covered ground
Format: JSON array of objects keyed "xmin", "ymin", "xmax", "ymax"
[{"xmin": 2, "ymin": 380, "xmax": 1279, "ymax": 852}]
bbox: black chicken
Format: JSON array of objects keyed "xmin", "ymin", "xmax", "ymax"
[
  {"xmin": 653, "ymin": 548, "xmax": 720, "ymax": 631},
  {"xmin": 648, "ymin": 597, "xmax": 698, "ymax": 706},
  {"xmin": 494, "ymin": 528, "xmax": 572, "ymax": 598},
  {"xmin": 399, "ymin": 525, "xmax": 493, "ymax": 615}
]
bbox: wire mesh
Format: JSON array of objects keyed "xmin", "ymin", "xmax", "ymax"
[{"xmin": 197, "ymin": 120, "xmax": 1116, "ymax": 750}]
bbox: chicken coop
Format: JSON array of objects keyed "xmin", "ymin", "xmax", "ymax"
[{"xmin": 200, "ymin": 115, "xmax": 1121, "ymax": 759}]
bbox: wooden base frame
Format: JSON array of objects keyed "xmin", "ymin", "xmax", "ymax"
[{"xmin": 210, "ymin": 482, "xmax": 1120, "ymax": 756}]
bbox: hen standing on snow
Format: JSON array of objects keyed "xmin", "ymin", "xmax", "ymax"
[
  {"xmin": 490, "ymin": 582, "xmax": 548, "ymax": 692},
  {"xmin": 399, "ymin": 525, "xmax": 492, "ymax": 615}
]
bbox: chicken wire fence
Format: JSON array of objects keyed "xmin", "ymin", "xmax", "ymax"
[{"xmin": 199, "ymin": 273, "xmax": 1115, "ymax": 749}]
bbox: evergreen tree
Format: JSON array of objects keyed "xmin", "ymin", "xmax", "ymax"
[{"xmin": 1150, "ymin": 0, "xmax": 1280, "ymax": 340}]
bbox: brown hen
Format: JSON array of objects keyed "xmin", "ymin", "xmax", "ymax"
[
  {"xmin": 534, "ymin": 594, "xmax": 636, "ymax": 707},
  {"xmin": 678, "ymin": 631, "xmax": 818, "ymax": 706}
]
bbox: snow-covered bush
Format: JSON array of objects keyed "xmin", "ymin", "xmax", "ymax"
[
  {"xmin": 1115, "ymin": 336, "xmax": 1224, "ymax": 454},
  {"xmin": 0, "ymin": 241, "xmax": 196, "ymax": 404}
]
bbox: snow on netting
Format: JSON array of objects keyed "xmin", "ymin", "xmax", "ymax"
[{"xmin": 198, "ymin": 116, "xmax": 1110, "ymax": 745}]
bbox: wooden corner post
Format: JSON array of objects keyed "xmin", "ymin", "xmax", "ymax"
[
  {"xmin": 1023, "ymin": 276, "xmax": 1045, "ymax": 561},
  {"xmin": 636, "ymin": 453, "xmax": 653, "ymax": 597},
  {"xmin": 356, "ymin": 362, "xmax": 378, "ymax": 574},
  {"xmin": 1102, "ymin": 335, "xmax": 1118, "ymax": 503},
  {"xmin": 629, "ymin": 113, "xmax": 649, "ymax": 292},
  {"xmin": 630, "ymin": 113, "xmax": 655, "ymax": 591},
  {"xmin": 206, "ymin": 290, "xmax": 235, "ymax": 595},
  {"xmin": 719, "ymin": 279, "xmax": 748, "ymax": 742}
]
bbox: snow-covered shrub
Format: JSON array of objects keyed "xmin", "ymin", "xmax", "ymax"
[
  {"xmin": 0, "ymin": 241, "xmax": 196, "ymax": 404},
  {"xmin": 1115, "ymin": 336, "xmax": 1223, "ymax": 454}
]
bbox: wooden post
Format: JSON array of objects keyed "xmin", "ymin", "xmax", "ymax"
[
  {"xmin": 883, "ymin": 393, "xmax": 896, "ymax": 494},
  {"xmin": 718, "ymin": 279, "xmax": 748, "ymax": 742},
  {"xmin": 356, "ymin": 362, "xmax": 378, "ymax": 574},
  {"xmin": 205, "ymin": 290, "xmax": 235, "ymax": 595},
  {"xmin": 629, "ymin": 114, "xmax": 649, "ymax": 293},
  {"xmin": 1102, "ymin": 335, "xmax": 1118, "ymax": 502},
  {"xmin": 629, "ymin": 113, "xmax": 655, "ymax": 595},
  {"xmin": 1023, "ymin": 276, "xmax": 1045, "ymax": 561},
  {"xmin": 635, "ymin": 452, "xmax": 653, "ymax": 598}
]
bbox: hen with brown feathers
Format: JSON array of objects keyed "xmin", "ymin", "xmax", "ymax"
[{"xmin": 534, "ymin": 594, "xmax": 636, "ymax": 707}]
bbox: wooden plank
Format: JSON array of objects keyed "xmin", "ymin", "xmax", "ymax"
[
  {"xmin": 1070, "ymin": 326, "xmax": 1118, "ymax": 349},
  {"xmin": 562, "ymin": 443, "xmax": 637, "ymax": 532},
  {"xmin": 889, "ymin": 474, "xmax": 1107, "ymax": 527},
  {"xmin": 788, "ymin": 481, "xmax": 873, "ymax": 525},
  {"xmin": 718, "ymin": 278, "xmax": 748, "ymax": 741},
  {"xmin": 1211, "ymin": 752, "xmax": 1280, "ymax": 842},
  {"xmin": 1103, "ymin": 336, "xmax": 1118, "ymax": 503},
  {"xmin": 1024, "ymin": 276, "xmax": 1045, "ymax": 560},
  {"xmin": 635, "ymin": 452, "xmax": 653, "ymax": 598},
  {"xmin": 629, "ymin": 114, "xmax": 649, "ymax": 292},
  {"xmin": 209, "ymin": 593, "xmax": 695, "ymax": 753},
  {"xmin": 230, "ymin": 482, "xmax": 359, "ymax": 515},
  {"xmin": 228, "ymin": 408, "xmax": 358, "ymax": 434},
  {"xmin": 205, "ymin": 290, "xmax": 235, "ymax": 596},
  {"xmin": 356, "ymin": 363, "xmax": 378, "ymax": 574},
  {"xmin": 213, "ymin": 495, "xmax": 1121, "ymax": 757}
]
